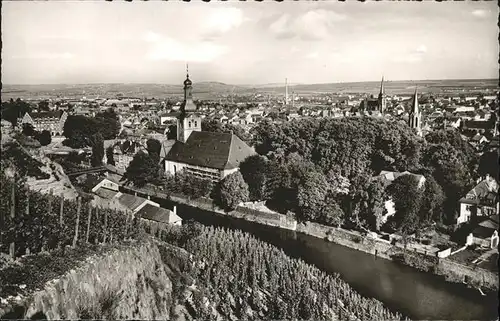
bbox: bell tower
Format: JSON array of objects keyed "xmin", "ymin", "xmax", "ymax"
[{"xmin": 177, "ymin": 64, "xmax": 201, "ymax": 143}]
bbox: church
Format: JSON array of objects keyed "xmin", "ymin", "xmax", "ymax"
[
  {"xmin": 360, "ymin": 76, "xmax": 387, "ymax": 113},
  {"xmin": 163, "ymin": 69, "xmax": 256, "ymax": 182}
]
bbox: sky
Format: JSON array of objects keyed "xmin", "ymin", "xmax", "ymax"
[{"xmin": 2, "ymin": 1, "xmax": 498, "ymax": 85}]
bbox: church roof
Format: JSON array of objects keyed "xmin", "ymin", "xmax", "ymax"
[
  {"xmin": 29, "ymin": 110, "xmax": 64, "ymax": 119},
  {"xmin": 165, "ymin": 131, "xmax": 256, "ymax": 170}
]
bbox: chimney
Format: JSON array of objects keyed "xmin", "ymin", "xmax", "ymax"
[{"xmin": 173, "ymin": 206, "xmax": 177, "ymax": 215}]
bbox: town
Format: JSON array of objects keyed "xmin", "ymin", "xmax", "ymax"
[{"xmin": 1, "ymin": 1, "xmax": 498, "ymax": 321}]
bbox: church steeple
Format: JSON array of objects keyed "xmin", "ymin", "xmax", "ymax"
[
  {"xmin": 377, "ymin": 76, "xmax": 386, "ymax": 113},
  {"xmin": 177, "ymin": 65, "xmax": 201, "ymax": 143},
  {"xmin": 408, "ymin": 87, "xmax": 422, "ymax": 136}
]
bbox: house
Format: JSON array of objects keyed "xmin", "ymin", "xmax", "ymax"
[
  {"xmin": 21, "ymin": 110, "xmax": 68, "ymax": 136},
  {"xmin": 136, "ymin": 204, "xmax": 182, "ymax": 226},
  {"xmin": 469, "ymin": 215, "xmax": 499, "ymax": 249},
  {"xmin": 470, "ymin": 133, "xmax": 489, "ymax": 150},
  {"xmin": 457, "ymin": 175, "xmax": 499, "ymax": 225}
]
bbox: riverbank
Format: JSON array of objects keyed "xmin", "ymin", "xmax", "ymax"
[
  {"xmin": 296, "ymin": 221, "xmax": 499, "ymax": 293},
  {"xmin": 122, "ymin": 186, "xmax": 498, "ymax": 293}
]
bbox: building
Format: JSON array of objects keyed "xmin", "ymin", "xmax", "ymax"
[
  {"xmin": 91, "ymin": 176, "xmax": 182, "ymax": 226},
  {"xmin": 469, "ymin": 215, "xmax": 499, "ymax": 249},
  {"xmin": 164, "ymin": 70, "xmax": 256, "ymax": 181},
  {"xmin": 408, "ymin": 88, "xmax": 422, "ymax": 136},
  {"xmin": 21, "ymin": 110, "xmax": 68, "ymax": 136},
  {"xmin": 457, "ymin": 175, "xmax": 499, "ymax": 225},
  {"xmin": 360, "ymin": 76, "xmax": 386, "ymax": 113}
]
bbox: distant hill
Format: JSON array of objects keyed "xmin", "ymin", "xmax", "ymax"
[{"xmin": 2, "ymin": 79, "xmax": 497, "ymax": 100}]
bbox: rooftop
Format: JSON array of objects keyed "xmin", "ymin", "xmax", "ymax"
[{"xmin": 136, "ymin": 204, "xmax": 182, "ymax": 224}]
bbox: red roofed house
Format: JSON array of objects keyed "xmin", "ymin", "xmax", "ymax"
[
  {"xmin": 164, "ymin": 69, "xmax": 255, "ymax": 182},
  {"xmin": 21, "ymin": 110, "xmax": 68, "ymax": 136},
  {"xmin": 457, "ymin": 175, "xmax": 499, "ymax": 225}
]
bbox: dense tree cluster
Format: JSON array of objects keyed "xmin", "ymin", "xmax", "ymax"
[
  {"xmin": 202, "ymin": 119, "xmax": 252, "ymax": 144},
  {"xmin": 21, "ymin": 124, "xmax": 52, "ymax": 146},
  {"xmin": 243, "ymin": 117, "xmax": 478, "ymax": 230},
  {"xmin": 174, "ymin": 224, "xmax": 406, "ymax": 321},
  {"xmin": 63, "ymin": 109, "xmax": 120, "ymax": 148},
  {"xmin": 213, "ymin": 171, "xmax": 249, "ymax": 210},
  {"xmin": 162, "ymin": 170, "xmax": 214, "ymax": 200},
  {"xmin": 1, "ymin": 98, "xmax": 32, "ymax": 127},
  {"xmin": 123, "ymin": 151, "xmax": 161, "ymax": 187}
]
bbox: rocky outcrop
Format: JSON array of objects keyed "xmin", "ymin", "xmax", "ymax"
[{"xmin": 2, "ymin": 241, "xmax": 174, "ymax": 320}]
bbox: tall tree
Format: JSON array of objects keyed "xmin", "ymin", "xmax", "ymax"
[
  {"xmin": 146, "ymin": 138, "xmax": 162, "ymax": 163},
  {"xmin": 215, "ymin": 171, "xmax": 249, "ymax": 211},
  {"xmin": 239, "ymin": 154, "xmax": 270, "ymax": 201},
  {"xmin": 106, "ymin": 146, "xmax": 116, "ymax": 166},
  {"xmin": 123, "ymin": 151, "xmax": 159, "ymax": 187},
  {"xmin": 38, "ymin": 130, "xmax": 52, "ymax": 146},
  {"xmin": 419, "ymin": 176, "xmax": 445, "ymax": 225},
  {"xmin": 386, "ymin": 174, "xmax": 424, "ymax": 235},
  {"xmin": 90, "ymin": 133, "xmax": 104, "ymax": 167}
]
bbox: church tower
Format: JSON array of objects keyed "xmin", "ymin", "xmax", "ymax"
[
  {"xmin": 408, "ymin": 87, "xmax": 422, "ymax": 136},
  {"xmin": 377, "ymin": 76, "xmax": 386, "ymax": 113},
  {"xmin": 177, "ymin": 65, "xmax": 201, "ymax": 143}
]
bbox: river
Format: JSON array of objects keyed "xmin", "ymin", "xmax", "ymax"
[{"xmin": 151, "ymin": 196, "xmax": 497, "ymax": 320}]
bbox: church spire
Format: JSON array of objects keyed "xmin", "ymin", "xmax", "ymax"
[
  {"xmin": 412, "ymin": 87, "xmax": 419, "ymax": 114},
  {"xmin": 186, "ymin": 63, "xmax": 189, "ymax": 79},
  {"xmin": 379, "ymin": 76, "xmax": 384, "ymax": 96}
]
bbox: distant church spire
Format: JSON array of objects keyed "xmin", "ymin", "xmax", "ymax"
[
  {"xmin": 408, "ymin": 87, "xmax": 422, "ymax": 136},
  {"xmin": 377, "ymin": 75, "xmax": 386, "ymax": 113},
  {"xmin": 177, "ymin": 65, "xmax": 200, "ymax": 143}
]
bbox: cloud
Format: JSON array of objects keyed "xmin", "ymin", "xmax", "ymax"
[
  {"xmin": 471, "ymin": 9, "xmax": 488, "ymax": 18},
  {"xmin": 270, "ymin": 9, "xmax": 347, "ymax": 41},
  {"xmin": 202, "ymin": 7, "xmax": 245, "ymax": 37},
  {"xmin": 306, "ymin": 52, "xmax": 319, "ymax": 59},
  {"xmin": 145, "ymin": 35, "xmax": 227, "ymax": 63},
  {"xmin": 415, "ymin": 45, "xmax": 427, "ymax": 54}
]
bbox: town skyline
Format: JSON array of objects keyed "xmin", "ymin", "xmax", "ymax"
[{"xmin": 2, "ymin": 1, "xmax": 498, "ymax": 85}]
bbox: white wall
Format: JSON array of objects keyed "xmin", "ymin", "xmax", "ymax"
[{"xmin": 457, "ymin": 203, "xmax": 472, "ymax": 224}]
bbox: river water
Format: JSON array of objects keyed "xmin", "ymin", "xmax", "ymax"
[{"xmin": 152, "ymin": 196, "xmax": 497, "ymax": 320}]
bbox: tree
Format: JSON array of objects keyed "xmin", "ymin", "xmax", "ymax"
[
  {"xmin": 106, "ymin": 146, "xmax": 116, "ymax": 166},
  {"xmin": 146, "ymin": 138, "xmax": 162, "ymax": 163},
  {"xmin": 38, "ymin": 130, "xmax": 52, "ymax": 146},
  {"xmin": 95, "ymin": 108, "xmax": 121, "ymax": 140},
  {"xmin": 297, "ymin": 170, "xmax": 330, "ymax": 222},
  {"xmin": 419, "ymin": 176, "xmax": 445, "ymax": 225},
  {"xmin": 1, "ymin": 98, "xmax": 31, "ymax": 128},
  {"xmin": 202, "ymin": 119, "xmax": 225, "ymax": 133},
  {"xmin": 356, "ymin": 178, "xmax": 388, "ymax": 231},
  {"xmin": 38, "ymin": 100, "xmax": 50, "ymax": 111},
  {"xmin": 166, "ymin": 124, "xmax": 177, "ymax": 140},
  {"xmin": 22, "ymin": 123, "xmax": 36, "ymax": 137},
  {"xmin": 386, "ymin": 174, "xmax": 424, "ymax": 235},
  {"xmin": 90, "ymin": 133, "xmax": 104, "ymax": 167},
  {"xmin": 239, "ymin": 154, "xmax": 270, "ymax": 201},
  {"xmin": 478, "ymin": 151, "xmax": 499, "ymax": 179},
  {"xmin": 123, "ymin": 151, "xmax": 159, "ymax": 187},
  {"xmin": 215, "ymin": 171, "xmax": 249, "ymax": 210}
]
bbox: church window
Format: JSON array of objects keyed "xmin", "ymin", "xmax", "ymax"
[{"xmin": 195, "ymin": 121, "xmax": 198, "ymax": 127}]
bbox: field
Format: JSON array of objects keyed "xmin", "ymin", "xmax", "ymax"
[{"xmin": 2, "ymin": 79, "xmax": 498, "ymax": 101}]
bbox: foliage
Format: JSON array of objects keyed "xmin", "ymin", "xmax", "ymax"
[
  {"xmin": 1, "ymin": 143, "xmax": 49, "ymax": 179},
  {"xmin": 478, "ymin": 151, "xmax": 499, "ymax": 179},
  {"xmin": 419, "ymin": 176, "xmax": 445, "ymax": 225},
  {"xmin": 163, "ymin": 171, "xmax": 213, "ymax": 200},
  {"xmin": 38, "ymin": 100, "xmax": 50, "ymax": 111},
  {"xmin": 180, "ymin": 225, "xmax": 406, "ymax": 321},
  {"xmin": 214, "ymin": 171, "xmax": 249, "ymax": 210},
  {"xmin": 63, "ymin": 110, "xmax": 120, "ymax": 147},
  {"xmin": 0, "ymin": 173, "xmax": 140, "ymax": 258},
  {"xmin": 38, "ymin": 130, "xmax": 52, "ymax": 146},
  {"xmin": 202, "ymin": 119, "xmax": 251, "ymax": 144},
  {"xmin": 22, "ymin": 123, "xmax": 36, "ymax": 137},
  {"xmin": 386, "ymin": 174, "xmax": 424, "ymax": 235},
  {"xmin": 146, "ymin": 138, "xmax": 161, "ymax": 164},
  {"xmin": 239, "ymin": 155, "xmax": 270, "ymax": 201},
  {"xmin": 1, "ymin": 98, "xmax": 32, "ymax": 127},
  {"xmin": 106, "ymin": 146, "xmax": 116, "ymax": 166},
  {"xmin": 123, "ymin": 151, "xmax": 159, "ymax": 187},
  {"xmin": 90, "ymin": 133, "xmax": 105, "ymax": 167}
]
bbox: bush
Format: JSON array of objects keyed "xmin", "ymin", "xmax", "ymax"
[{"xmin": 38, "ymin": 130, "xmax": 52, "ymax": 146}]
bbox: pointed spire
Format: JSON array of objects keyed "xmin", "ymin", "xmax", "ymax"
[
  {"xmin": 379, "ymin": 76, "xmax": 384, "ymax": 95},
  {"xmin": 186, "ymin": 63, "xmax": 189, "ymax": 78},
  {"xmin": 412, "ymin": 86, "xmax": 419, "ymax": 114}
]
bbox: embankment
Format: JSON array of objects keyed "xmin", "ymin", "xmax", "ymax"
[
  {"xmin": 297, "ymin": 221, "xmax": 499, "ymax": 292},
  {"xmin": 0, "ymin": 240, "xmax": 174, "ymax": 320}
]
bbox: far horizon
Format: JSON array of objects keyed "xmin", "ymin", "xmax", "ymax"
[
  {"xmin": 3, "ymin": 77, "xmax": 499, "ymax": 88},
  {"xmin": 2, "ymin": 1, "xmax": 498, "ymax": 85}
]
